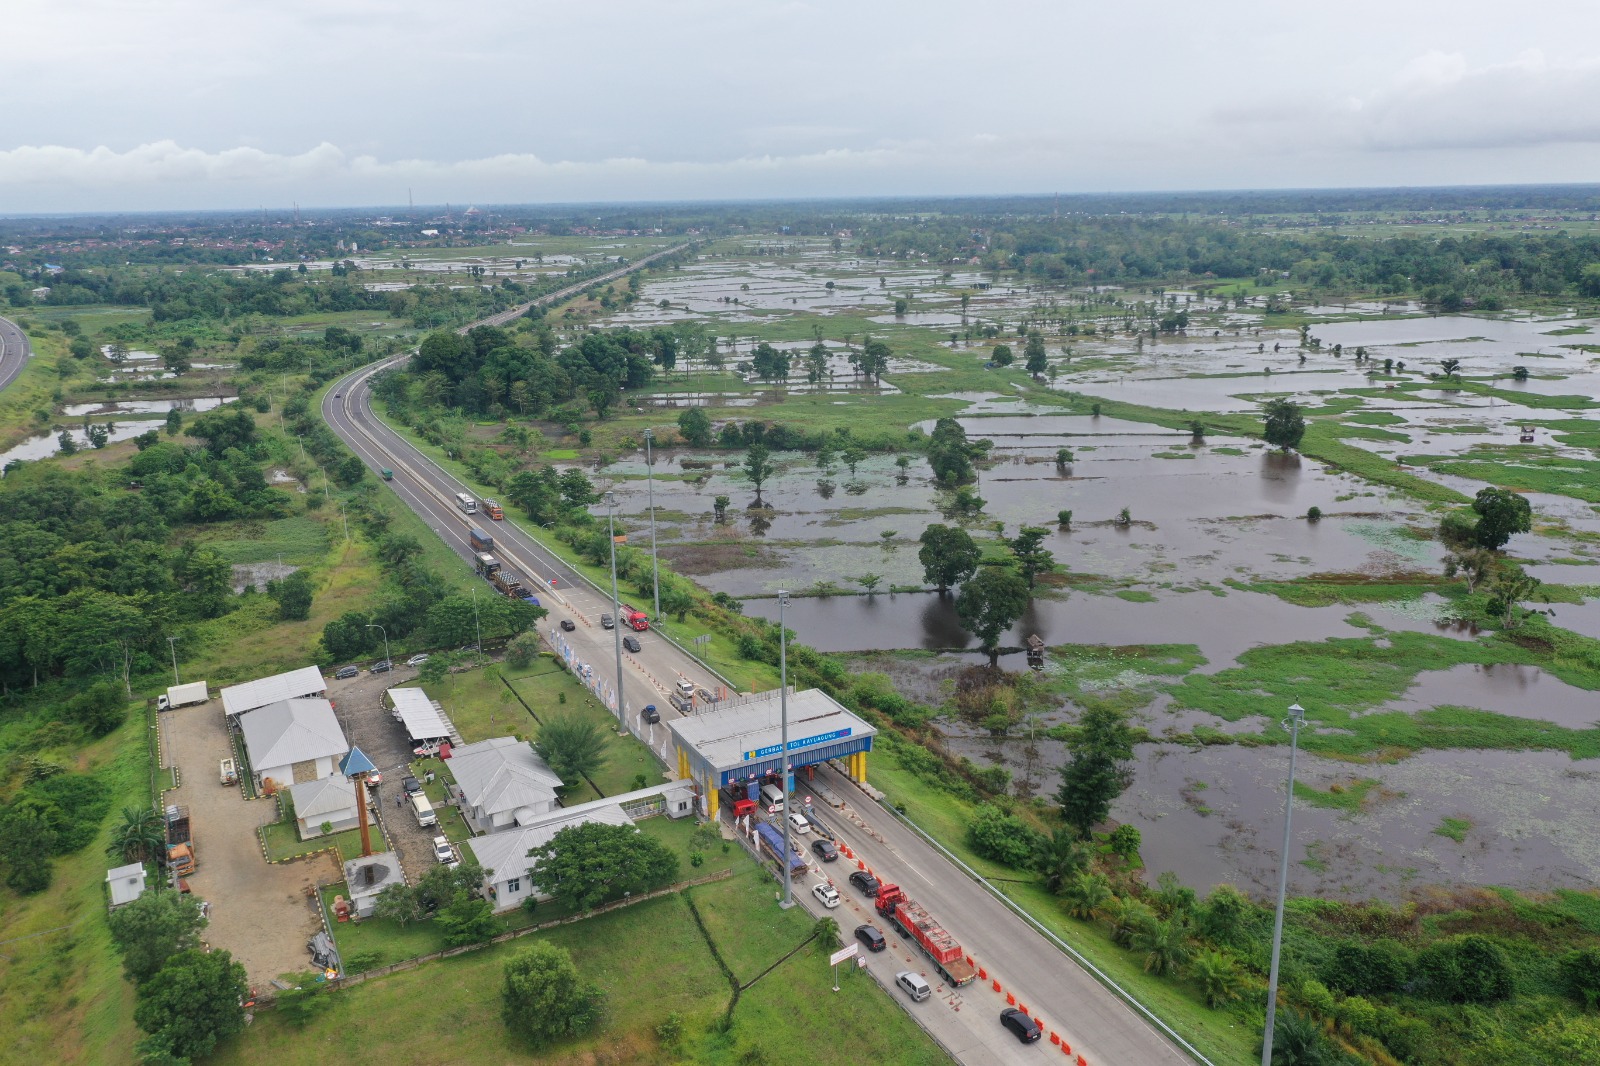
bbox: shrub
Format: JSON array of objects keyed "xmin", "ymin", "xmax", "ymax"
[
  {"xmin": 965, "ymin": 803, "xmax": 1042, "ymax": 868},
  {"xmin": 1334, "ymin": 995, "xmax": 1379, "ymax": 1037},
  {"xmin": 1558, "ymin": 947, "xmax": 1600, "ymax": 1009},
  {"xmin": 1322, "ymin": 939, "xmax": 1411, "ymax": 996},
  {"xmin": 1415, "ymin": 934, "xmax": 1514, "ymax": 1003}
]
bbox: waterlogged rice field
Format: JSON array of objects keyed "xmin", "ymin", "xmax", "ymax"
[{"xmin": 573, "ymin": 243, "xmax": 1600, "ymax": 898}]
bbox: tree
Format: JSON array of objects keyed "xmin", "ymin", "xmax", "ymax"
[
  {"xmin": 270, "ymin": 570, "xmax": 314, "ymax": 621},
  {"xmin": 1558, "ymin": 947, "xmax": 1600, "ymax": 1009},
  {"xmin": 712, "ymin": 494, "xmax": 731, "ymax": 522},
  {"xmin": 917, "ymin": 524, "xmax": 980, "ymax": 594},
  {"xmin": 1056, "ymin": 705, "xmax": 1137, "ymax": 839},
  {"xmin": 505, "ymin": 630, "xmax": 540, "ymax": 669},
  {"xmin": 1035, "ymin": 829, "xmax": 1093, "ymax": 894},
  {"xmin": 108, "ymin": 889, "xmax": 208, "ymax": 984},
  {"xmin": 107, "ymin": 805, "xmax": 166, "ymax": 864},
  {"xmin": 750, "ymin": 342, "xmax": 790, "ymax": 382},
  {"xmin": 1470, "ymin": 487, "xmax": 1532, "ymax": 550},
  {"xmin": 161, "ymin": 346, "xmax": 191, "ymax": 374},
  {"xmin": 1439, "ymin": 357, "xmax": 1462, "ymax": 380},
  {"xmin": 858, "ymin": 338, "xmax": 891, "ymax": 383},
  {"xmin": 954, "ymin": 566, "xmax": 1030, "ymax": 667},
  {"xmin": 1105, "ymin": 896, "xmax": 1156, "ymax": 948},
  {"xmin": 535, "ymin": 714, "xmax": 608, "ymax": 787},
  {"xmin": 1189, "ymin": 950, "xmax": 1247, "ymax": 1009},
  {"xmin": 372, "ymin": 881, "xmax": 424, "ymax": 925},
  {"xmin": 1267, "ymin": 1008, "xmax": 1335, "ymax": 1066},
  {"xmin": 743, "ymin": 443, "xmax": 773, "ymax": 502},
  {"xmin": 1024, "ymin": 331, "xmax": 1048, "ymax": 377},
  {"xmin": 528, "ymin": 820, "xmax": 679, "ymax": 912},
  {"xmin": 184, "ymin": 404, "xmax": 257, "ymax": 456},
  {"xmin": 927, "ymin": 417, "xmax": 977, "ymax": 485},
  {"xmin": 1132, "ymin": 918, "xmax": 1192, "ymax": 976},
  {"xmin": 965, "ymin": 804, "xmax": 1042, "ymax": 867},
  {"xmin": 1062, "ymin": 872, "xmax": 1113, "ymax": 920},
  {"xmin": 1442, "ymin": 548, "xmax": 1492, "ymax": 592},
  {"xmin": 1416, "ymin": 934, "xmax": 1515, "ymax": 1003},
  {"xmin": 321, "ymin": 611, "xmax": 373, "ymax": 661},
  {"xmin": 659, "ymin": 583, "xmax": 696, "ymax": 623},
  {"xmin": 133, "ymin": 949, "xmax": 248, "ymax": 1061},
  {"xmin": 501, "ymin": 942, "xmax": 604, "ymax": 1047},
  {"xmin": 1009, "ymin": 526, "xmax": 1055, "ymax": 589},
  {"xmin": 1488, "ymin": 569, "xmax": 1544, "ymax": 628},
  {"xmin": 990, "ymin": 343, "xmax": 1014, "ymax": 366},
  {"xmin": 1261, "ymin": 398, "xmax": 1305, "ymax": 453},
  {"xmin": 676, "ymin": 407, "xmax": 712, "ymax": 447},
  {"xmin": 436, "ymin": 888, "xmax": 501, "ymax": 946}
]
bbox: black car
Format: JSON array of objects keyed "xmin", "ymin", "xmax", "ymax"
[
  {"xmin": 560, "ymin": 619, "xmax": 576, "ymax": 632},
  {"xmin": 642, "ymin": 704, "xmax": 660, "ymax": 724},
  {"xmin": 855, "ymin": 924, "xmax": 886, "ymax": 952},
  {"xmin": 600, "ymin": 614, "xmax": 615, "ymax": 629},
  {"xmin": 811, "ymin": 839, "xmax": 838, "ymax": 862},
  {"xmin": 622, "ymin": 635, "xmax": 641, "ymax": 653},
  {"xmin": 334, "ymin": 665, "xmax": 359, "ymax": 680},
  {"xmin": 401, "ymin": 776, "xmax": 423, "ymax": 797},
  {"xmin": 1000, "ymin": 1008, "xmax": 1042, "ymax": 1043},
  {"xmin": 848, "ymin": 870, "xmax": 880, "ymax": 896},
  {"xmin": 370, "ymin": 660, "xmax": 393, "ymax": 674}
]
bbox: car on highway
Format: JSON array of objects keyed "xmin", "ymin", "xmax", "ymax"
[
  {"xmin": 855, "ymin": 924, "xmax": 886, "ymax": 952},
  {"xmin": 787, "ymin": 811, "xmax": 811, "ymax": 835},
  {"xmin": 560, "ymin": 619, "xmax": 576, "ymax": 632},
  {"xmin": 895, "ymin": 971, "xmax": 931, "ymax": 1002},
  {"xmin": 811, "ymin": 882, "xmax": 841, "ymax": 909},
  {"xmin": 622, "ymin": 635, "xmax": 641, "ymax": 653},
  {"xmin": 600, "ymin": 614, "xmax": 615, "ymax": 629},
  {"xmin": 849, "ymin": 870, "xmax": 880, "ymax": 896},
  {"xmin": 370, "ymin": 660, "xmax": 393, "ymax": 674},
  {"xmin": 432, "ymin": 836, "xmax": 458, "ymax": 867},
  {"xmin": 334, "ymin": 665, "xmax": 359, "ymax": 680},
  {"xmin": 812, "ymin": 839, "xmax": 838, "ymax": 862},
  {"xmin": 1000, "ymin": 1008, "xmax": 1043, "ymax": 1043},
  {"xmin": 405, "ymin": 654, "xmax": 430, "ymax": 667},
  {"xmin": 642, "ymin": 704, "xmax": 660, "ymax": 724}
]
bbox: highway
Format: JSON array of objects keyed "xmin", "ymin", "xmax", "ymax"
[
  {"xmin": 322, "ymin": 251, "xmax": 1199, "ymax": 1066},
  {"xmin": 0, "ymin": 314, "xmax": 32, "ymax": 394}
]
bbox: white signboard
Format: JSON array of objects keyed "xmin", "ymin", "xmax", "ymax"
[{"xmin": 829, "ymin": 943, "xmax": 859, "ymax": 967}]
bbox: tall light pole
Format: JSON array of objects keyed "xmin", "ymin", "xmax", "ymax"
[
  {"xmin": 643, "ymin": 428, "xmax": 661, "ymax": 623},
  {"xmin": 471, "ymin": 585, "xmax": 483, "ymax": 664},
  {"xmin": 167, "ymin": 636, "xmax": 180, "ymax": 686},
  {"xmin": 606, "ymin": 492, "xmax": 626, "ymax": 726},
  {"xmin": 777, "ymin": 589, "xmax": 793, "ymax": 909},
  {"xmin": 1261, "ymin": 702, "xmax": 1306, "ymax": 1066},
  {"xmin": 365, "ymin": 624, "xmax": 390, "ymax": 668}
]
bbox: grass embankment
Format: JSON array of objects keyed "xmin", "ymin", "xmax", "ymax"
[
  {"xmin": 0, "ymin": 324, "xmax": 98, "ymax": 450},
  {"xmin": 229, "ymin": 863, "xmax": 943, "ymax": 1066}
]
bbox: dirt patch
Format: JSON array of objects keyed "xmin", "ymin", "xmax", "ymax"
[{"xmin": 659, "ymin": 539, "xmax": 783, "ymax": 575}]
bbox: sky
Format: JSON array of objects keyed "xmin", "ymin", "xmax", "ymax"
[{"xmin": 5, "ymin": 0, "xmax": 1600, "ymax": 213}]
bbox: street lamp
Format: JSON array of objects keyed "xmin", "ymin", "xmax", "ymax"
[
  {"xmin": 777, "ymin": 589, "xmax": 794, "ymax": 909},
  {"xmin": 365, "ymin": 624, "xmax": 391, "ymax": 668},
  {"xmin": 643, "ymin": 428, "xmax": 661, "ymax": 623},
  {"xmin": 167, "ymin": 636, "xmax": 180, "ymax": 686},
  {"xmin": 606, "ymin": 492, "xmax": 626, "ymax": 727},
  {"xmin": 1261, "ymin": 702, "xmax": 1306, "ymax": 1066}
]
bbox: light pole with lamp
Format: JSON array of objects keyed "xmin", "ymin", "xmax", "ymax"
[
  {"xmin": 643, "ymin": 428, "xmax": 661, "ymax": 624},
  {"xmin": 605, "ymin": 492, "xmax": 626, "ymax": 727},
  {"xmin": 777, "ymin": 589, "xmax": 794, "ymax": 909},
  {"xmin": 365, "ymin": 624, "xmax": 391, "ymax": 669},
  {"xmin": 1261, "ymin": 702, "xmax": 1306, "ymax": 1066},
  {"xmin": 167, "ymin": 636, "xmax": 180, "ymax": 686}
]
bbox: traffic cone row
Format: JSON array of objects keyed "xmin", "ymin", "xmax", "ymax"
[{"xmin": 983, "ymin": 959, "xmax": 1084, "ymax": 1063}]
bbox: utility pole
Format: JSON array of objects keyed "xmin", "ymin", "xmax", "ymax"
[
  {"xmin": 1262, "ymin": 703, "xmax": 1306, "ymax": 1066},
  {"xmin": 167, "ymin": 636, "xmax": 180, "ymax": 686},
  {"xmin": 606, "ymin": 492, "xmax": 626, "ymax": 726},
  {"xmin": 471, "ymin": 585, "xmax": 482, "ymax": 664},
  {"xmin": 365, "ymin": 624, "xmax": 391, "ymax": 669},
  {"xmin": 644, "ymin": 428, "xmax": 661, "ymax": 623},
  {"xmin": 778, "ymin": 589, "xmax": 793, "ymax": 909}
]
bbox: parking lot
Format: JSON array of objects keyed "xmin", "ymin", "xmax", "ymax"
[{"xmin": 160, "ymin": 701, "xmax": 338, "ymax": 987}]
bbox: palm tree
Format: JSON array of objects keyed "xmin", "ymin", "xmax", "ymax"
[
  {"xmin": 1105, "ymin": 896, "xmax": 1156, "ymax": 947},
  {"xmin": 1035, "ymin": 830, "xmax": 1092, "ymax": 895},
  {"xmin": 1132, "ymin": 918, "xmax": 1193, "ymax": 976},
  {"xmin": 1061, "ymin": 872, "xmax": 1112, "ymax": 920},
  {"xmin": 106, "ymin": 806, "xmax": 165, "ymax": 864},
  {"xmin": 659, "ymin": 584, "xmax": 696, "ymax": 623},
  {"xmin": 1188, "ymin": 950, "xmax": 1247, "ymax": 1009},
  {"xmin": 1268, "ymin": 1009, "xmax": 1334, "ymax": 1065},
  {"xmin": 1440, "ymin": 357, "xmax": 1462, "ymax": 380}
]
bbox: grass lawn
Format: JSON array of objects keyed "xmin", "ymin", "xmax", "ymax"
[
  {"xmin": 233, "ymin": 861, "xmax": 945, "ymax": 1066},
  {"xmin": 261, "ymin": 818, "xmax": 387, "ymax": 864}
]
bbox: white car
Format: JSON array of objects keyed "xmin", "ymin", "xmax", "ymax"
[
  {"xmin": 812, "ymin": 882, "xmax": 841, "ymax": 909},
  {"xmin": 788, "ymin": 811, "xmax": 811, "ymax": 835},
  {"xmin": 432, "ymin": 836, "xmax": 458, "ymax": 867},
  {"xmin": 406, "ymin": 654, "xmax": 430, "ymax": 667}
]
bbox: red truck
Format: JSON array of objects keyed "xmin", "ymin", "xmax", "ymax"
[
  {"xmin": 874, "ymin": 883, "xmax": 977, "ymax": 987},
  {"xmin": 620, "ymin": 605, "xmax": 649, "ymax": 631}
]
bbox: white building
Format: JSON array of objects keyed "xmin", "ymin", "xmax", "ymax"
[
  {"xmin": 106, "ymin": 863, "xmax": 148, "ymax": 908},
  {"xmin": 286, "ymin": 775, "xmax": 360, "ymax": 839},
  {"xmin": 342, "ymin": 852, "xmax": 403, "ymax": 919},
  {"xmin": 447, "ymin": 736, "xmax": 562, "ymax": 833},
  {"xmin": 222, "ymin": 666, "xmax": 328, "ymax": 718},
  {"xmin": 237, "ymin": 698, "xmax": 347, "ymax": 794},
  {"xmin": 466, "ymin": 803, "xmax": 635, "ymax": 913}
]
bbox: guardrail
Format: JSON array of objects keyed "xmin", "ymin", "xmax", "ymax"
[{"xmin": 878, "ymin": 801, "xmax": 1216, "ymax": 1066}]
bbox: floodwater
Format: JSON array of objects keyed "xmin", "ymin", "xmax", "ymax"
[
  {"xmin": 1389, "ymin": 662, "xmax": 1600, "ymax": 729},
  {"xmin": 1, "ymin": 420, "xmax": 156, "ymax": 466},
  {"xmin": 61, "ymin": 396, "xmax": 229, "ymax": 417}
]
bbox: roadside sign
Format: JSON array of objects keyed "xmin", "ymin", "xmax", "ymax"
[{"xmin": 829, "ymin": 943, "xmax": 859, "ymax": 967}]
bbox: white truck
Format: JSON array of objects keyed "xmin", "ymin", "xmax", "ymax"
[{"xmin": 157, "ymin": 681, "xmax": 209, "ymax": 711}]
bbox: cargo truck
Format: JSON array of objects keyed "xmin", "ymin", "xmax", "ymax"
[
  {"xmin": 474, "ymin": 553, "xmax": 500, "ymax": 577},
  {"xmin": 490, "ymin": 569, "xmax": 525, "ymax": 598},
  {"xmin": 165, "ymin": 805, "xmax": 197, "ymax": 876},
  {"xmin": 754, "ymin": 821, "xmax": 807, "ymax": 876},
  {"xmin": 468, "ymin": 528, "xmax": 493, "ymax": 553},
  {"xmin": 620, "ymin": 604, "xmax": 649, "ymax": 631},
  {"xmin": 874, "ymin": 883, "xmax": 977, "ymax": 986},
  {"xmin": 157, "ymin": 681, "xmax": 209, "ymax": 711}
]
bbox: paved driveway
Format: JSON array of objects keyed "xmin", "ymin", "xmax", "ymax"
[{"xmin": 160, "ymin": 702, "xmax": 337, "ymax": 987}]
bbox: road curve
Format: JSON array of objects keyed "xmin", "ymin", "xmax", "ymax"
[
  {"xmin": 321, "ymin": 247, "xmax": 1199, "ymax": 1066},
  {"xmin": 0, "ymin": 314, "xmax": 33, "ymax": 394}
]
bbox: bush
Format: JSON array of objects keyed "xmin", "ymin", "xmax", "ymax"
[
  {"xmin": 501, "ymin": 942, "xmax": 603, "ymax": 1046},
  {"xmin": 1322, "ymin": 939, "xmax": 1411, "ymax": 996},
  {"xmin": 1559, "ymin": 947, "xmax": 1600, "ymax": 1009},
  {"xmin": 1415, "ymin": 934, "xmax": 1514, "ymax": 1003},
  {"xmin": 1334, "ymin": 995, "xmax": 1379, "ymax": 1037},
  {"xmin": 965, "ymin": 803, "xmax": 1042, "ymax": 868}
]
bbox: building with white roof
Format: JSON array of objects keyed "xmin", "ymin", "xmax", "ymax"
[
  {"xmin": 237, "ymin": 698, "xmax": 348, "ymax": 794},
  {"xmin": 106, "ymin": 862, "xmax": 148, "ymax": 908},
  {"xmin": 447, "ymin": 736, "xmax": 563, "ymax": 833},
  {"xmin": 386, "ymin": 687, "xmax": 453, "ymax": 744},
  {"xmin": 465, "ymin": 802, "xmax": 636, "ymax": 912},
  {"xmin": 222, "ymin": 666, "xmax": 327, "ymax": 718}
]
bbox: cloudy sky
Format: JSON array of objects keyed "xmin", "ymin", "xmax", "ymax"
[{"xmin": 5, "ymin": 0, "xmax": 1600, "ymax": 212}]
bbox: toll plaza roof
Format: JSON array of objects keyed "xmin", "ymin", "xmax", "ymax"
[{"xmin": 668, "ymin": 687, "xmax": 876, "ymax": 785}]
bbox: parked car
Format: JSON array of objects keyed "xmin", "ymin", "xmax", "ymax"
[
  {"xmin": 1000, "ymin": 1007, "xmax": 1043, "ymax": 1043},
  {"xmin": 431, "ymin": 836, "xmax": 458, "ymax": 867},
  {"xmin": 334, "ymin": 665, "xmax": 359, "ymax": 680},
  {"xmin": 849, "ymin": 870, "xmax": 880, "ymax": 896},
  {"xmin": 811, "ymin": 882, "xmax": 841, "ymax": 909},
  {"xmin": 812, "ymin": 839, "xmax": 838, "ymax": 862},
  {"xmin": 560, "ymin": 619, "xmax": 576, "ymax": 632},
  {"xmin": 459, "ymin": 643, "xmax": 480, "ymax": 654},
  {"xmin": 855, "ymin": 924, "xmax": 886, "ymax": 952},
  {"xmin": 642, "ymin": 704, "xmax": 660, "ymax": 724},
  {"xmin": 600, "ymin": 614, "xmax": 615, "ymax": 629},
  {"xmin": 402, "ymin": 776, "xmax": 423, "ymax": 797},
  {"xmin": 622, "ymin": 635, "xmax": 641, "ymax": 653},
  {"xmin": 365, "ymin": 771, "xmax": 382, "ymax": 786},
  {"xmin": 405, "ymin": 653, "xmax": 430, "ymax": 667},
  {"xmin": 370, "ymin": 660, "xmax": 393, "ymax": 674}
]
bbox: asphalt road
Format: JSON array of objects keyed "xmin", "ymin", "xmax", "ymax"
[
  {"xmin": 0, "ymin": 314, "xmax": 33, "ymax": 394},
  {"xmin": 322, "ymin": 255, "xmax": 1198, "ymax": 1066}
]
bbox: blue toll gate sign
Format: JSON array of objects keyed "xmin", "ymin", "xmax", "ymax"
[{"xmin": 743, "ymin": 727, "xmax": 852, "ymax": 761}]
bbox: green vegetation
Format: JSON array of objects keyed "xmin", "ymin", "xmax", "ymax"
[{"xmin": 1433, "ymin": 817, "xmax": 1472, "ymax": 843}]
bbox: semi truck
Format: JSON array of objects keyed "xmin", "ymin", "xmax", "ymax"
[
  {"xmin": 164, "ymin": 804, "xmax": 197, "ymax": 876},
  {"xmin": 874, "ymin": 883, "xmax": 977, "ymax": 987},
  {"xmin": 490, "ymin": 569, "xmax": 525, "ymax": 598},
  {"xmin": 620, "ymin": 605, "xmax": 649, "ymax": 631},
  {"xmin": 157, "ymin": 681, "xmax": 209, "ymax": 711},
  {"xmin": 754, "ymin": 821, "xmax": 807, "ymax": 876},
  {"xmin": 468, "ymin": 528, "xmax": 493, "ymax": 553}
]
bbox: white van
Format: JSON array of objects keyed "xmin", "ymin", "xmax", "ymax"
[
  {"xmin": 410, "ymin": 792, "xmax": 437, "ymax": 828},
  {"xmin": 896, "ymin": 971, "xmax": 932, "ymax": 1002},
  {"xmin": 760, "ymin": 783, "xmax": 785, "ymax": 811}
]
